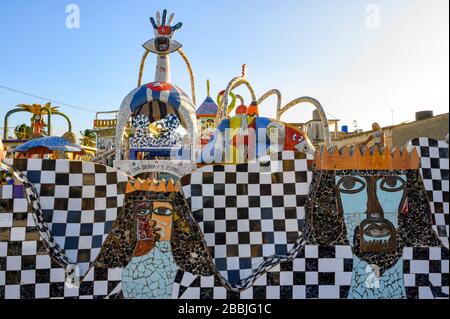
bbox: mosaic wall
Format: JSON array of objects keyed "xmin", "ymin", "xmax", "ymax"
[
  {"xmin": 410, "ymin": 137, "xmax": 449, "ymax": 248},
  {"xmin": 0, "ymin": 160, "xmax": 128, "ymax": 298},
  {"xmin": 0, "ymin": 137, "xmax": 448, "ymax": 299},
  {"xmin": 173, "ymin": 145, "xmax": 448, "ymax": 299},
  {"xmin": 179, "ymin": 151, "xmax": 312, "ymax": 290}
]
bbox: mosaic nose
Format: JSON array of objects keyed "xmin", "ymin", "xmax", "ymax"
[{"xmin": 365, "ymin": 178, "xmax": 384, "ymax": 219}]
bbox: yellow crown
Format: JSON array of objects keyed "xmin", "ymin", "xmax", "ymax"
[
  {"xmin": 314, "ymin": 145, "xmax": 420, "ymax": 170},
  {"xmin": 125, "ymin": 178, "xmax": 182, "ymax": 194}
]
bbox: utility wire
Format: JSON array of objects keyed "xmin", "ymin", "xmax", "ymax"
[
  {"xmin": 0, "ymin": 84, "xmax": 97, "ymax": 113},
  {"xmin": 1, "ymin": 84, "xmax": 341, "ymax": 121},
  {"xmin": 324, "ymin": 111, "xmax": 339, "ymax": 120}
]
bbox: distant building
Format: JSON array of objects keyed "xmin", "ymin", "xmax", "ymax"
[
  {"xmin": 92, "ymin": 111, "xmax": 131, "ymax": 166},
  {"xmin": 288, "ymin": 110, "xmax": 449, "ymax": 149},
  {"xmin": 304, "ymin": 109, "xmax": 340, "ymax": 146},
  {"xmin": 330, "ymin": 111, "xmax": 449, "ymax": 148},
  {"xmin": 288, "ymin": 109, "xmax": 341, "ymax": 147}
]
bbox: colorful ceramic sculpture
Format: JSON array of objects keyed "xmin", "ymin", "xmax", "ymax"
[{"xmin": 0, "ymin": 8, "xmax": 447, "ymax": 302}]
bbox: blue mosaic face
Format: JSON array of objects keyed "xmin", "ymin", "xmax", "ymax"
[{"xmin": 336, "ymin": 174, "xmax": 406, "ymax": 252}]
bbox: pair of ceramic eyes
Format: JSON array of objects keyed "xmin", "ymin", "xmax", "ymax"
[
  {"xmin": 292, "ymin": 133, "xmax": 304, "ymax": 142},
  {"xmin": 267, "ymin": 128, "xmax": 304, "ymax": 142},
  {"xmin": 138, "ymin": 207, "xmax": 173, "ymax": 216},
  {"xmin": 337, "ymin": 176, "xmax": 405, "ymax": 193}
]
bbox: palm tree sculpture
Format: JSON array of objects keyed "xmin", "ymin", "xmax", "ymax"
[
  {"xmin": 79, "ymin": 129, "xmax": 96, "ymax": 147},
  {"xmin": 14, "ymin": 124, "xmax": 33, "ymax": 140},
  {"xmin": 3, "ymin": 102, "xmax": 72, "ymax": 139}
]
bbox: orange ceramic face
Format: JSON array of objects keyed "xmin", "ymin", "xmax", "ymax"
[
  {"xmin": 133, "ymin": 202, "xmax": 158, "ymax": 256},
  {"xmin": 151, "ymin": 202, "xmax": 174, "ymax": 241},
  {"xmin": 0, "ymin": 139, "xmax": 5, "ymax": 161},
  {"xmin": 133, "ymin": 215, "xmax": 157, "ymax": 257}
]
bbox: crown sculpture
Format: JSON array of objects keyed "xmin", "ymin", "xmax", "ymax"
[
  {"xmin": 314, "ymin": 145, "xmax": 420, "ymax": 170},
  {"xmin": 125, "ymin": 178, "xmax": 182, "ymax": 194}
]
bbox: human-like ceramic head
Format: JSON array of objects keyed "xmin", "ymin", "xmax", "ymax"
[
  {"xmin": 0, "ymin": 138, "xmax": 5, "ymax": 161},
  {"xmin": 306, "ymin": 146, "xmax": 441, "ymax": 272},
  {"xmin": 336, "ymin": 173, "xmax": 406, "ymax": 253}
]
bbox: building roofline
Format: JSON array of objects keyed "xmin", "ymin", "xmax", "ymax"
[{"xmin": 336, "ymin": 112, "xmax": 449, "ymax": 139}]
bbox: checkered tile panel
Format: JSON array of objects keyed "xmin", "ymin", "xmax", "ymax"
[
  {"xmin": 409, "ymin": 138, "xmax": 449, "ymax": 248},
  {"xmin": 0, "ymin": 240, "xmax": 122, "ymax": 299},
  {"xmin": 403, "ymin": 247, "xmax": 449, "ymax": 299},
  {"xmin": 173, "ymin": 245, "xmax": 450, "ymax": 299},
  {"xmin": 4, "ymin": 159, "xmax": 130, "ymax": 276},
  {"xmin": 1, "ymin": 163, "xmax": 122, "ymax": 299},
  {"xmin": 172, "ymin": 245, "xmax": 354, "ymax": 299},
  {"xmin": 1, "ymin": 161, "xmax": 70, "ymax": 270},
  {"xmin": 181, "ymin": 152, "xmax": 312, "ymax": 289}
]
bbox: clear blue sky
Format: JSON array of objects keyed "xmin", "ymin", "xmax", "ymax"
[{"xmin": 1, "ymin": 0, "xmax": 448, "ymax": 138}]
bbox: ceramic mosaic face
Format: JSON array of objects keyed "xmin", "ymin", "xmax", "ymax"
[
  {"xmin": 306, "ymin": 168, "xmax": 442, "ymax": 267},
  {"xmin": 132, "ymin": 201, "xmax": 174, "ymax": 256},
  {"xmin": 150, "ymin": 201, "xmax": 174, "ymax": 241},
  {"xmin": 0, "ymin": 139, "xmax": 5, "ymax": 161},
  {"xmin": 336, "ymin": 173, "xmax": 407, "ymax": 254}
]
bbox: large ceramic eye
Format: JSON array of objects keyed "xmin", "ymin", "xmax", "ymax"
[
  {"xmin": 337, "ymin": 176, "xmax": 366, "ymax": 193},
  {"xmin": 153, "ymin": 207, "xmax": 173, "ymax": 216},
  {"xmin": 380, "ymin": 176, "xmax": 405, "ymax": 192},
  {"xmin": 137, "ymin": 209, "xmax": 151, "ymax": 216}
]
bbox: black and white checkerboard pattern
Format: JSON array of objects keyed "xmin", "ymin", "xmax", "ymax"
[
  {"xmin": 1, "ymin": 160, "xmax": 124, "ymax": 299},
  {"xmin": 410, "ymin": 138, "xmax": 449, "ymax": 248},
  {"xmin": 0, "ymin": 240, "xmax": 123, "ymax": 299},
  {"xmin": 403, "ymin": 247, "xmax": 449, "ymax": 299},
  {"xmin": 173, "ymin": 245, "xmax": 449, "ymax": 299},
  {"xmin": 3, "ymin": 159, "xmax": 129, "ymax": 277},
  {"xmin": 181, "ymin": 151, "xmax": 313, "ymax": 290},
  {"xmin": 172, "ymin": 245, "xmax": 354, "ymax": 299},
  {"xmin": 1, "ymin": 161, "xmax": 71, "ymax": 271}
]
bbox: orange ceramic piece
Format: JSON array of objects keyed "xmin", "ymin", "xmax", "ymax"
[{"xmin": 315, "ymin": 145, "xmax": 420, "ymax": 170}]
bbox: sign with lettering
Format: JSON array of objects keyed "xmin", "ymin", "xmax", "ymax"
[{"xmin": 115, "ymin": 160, "xmax": 195, "ymax": 178}]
